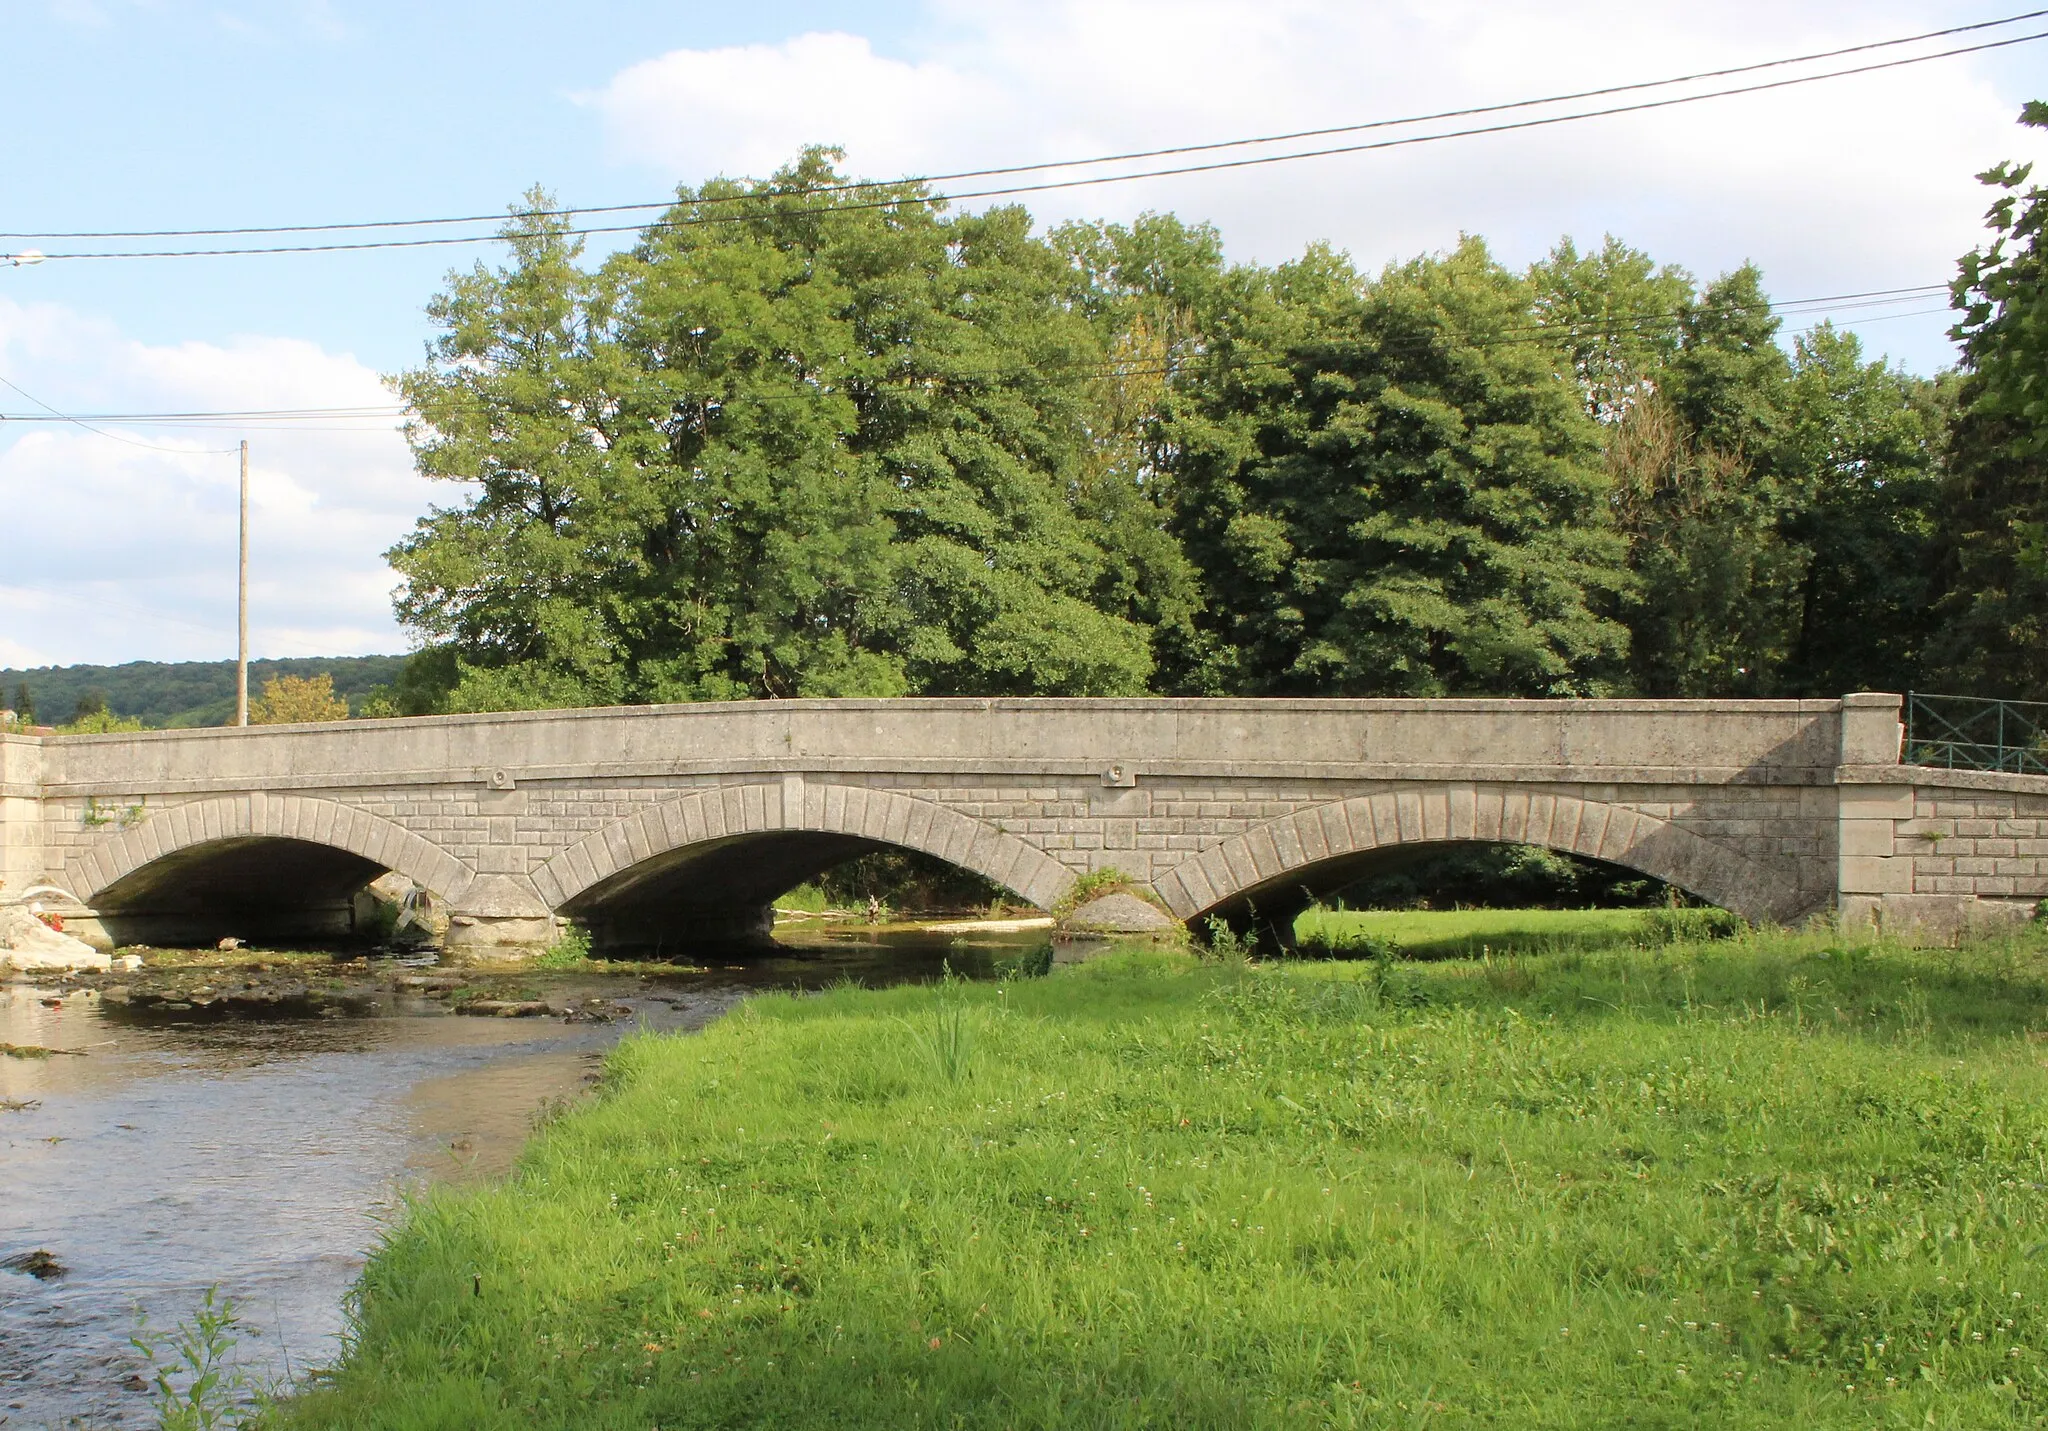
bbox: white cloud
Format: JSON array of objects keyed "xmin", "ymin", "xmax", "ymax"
[
  {"xmin": 47, "ymin": 0, "xmax": 109, "ymax": 28},
  {"xmin": 0, "ymin": 297, "xmax": 424, "ymax": 667},
  {"xmin": 591, "ymin": 32, "xmax": 992, "ymax": 179},
  {"xmin": 586, "ymin": 0, "xmax": 2048, "ymax": 372}
]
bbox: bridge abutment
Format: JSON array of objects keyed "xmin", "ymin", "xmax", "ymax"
[{"xmin": 0, "ymin": 734, "xmax": 45, "ymax": 903}]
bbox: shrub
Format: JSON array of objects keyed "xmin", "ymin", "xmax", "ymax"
[{"xmin": 537, "ymin": 925, "xmax": 592, "ymax": 969}]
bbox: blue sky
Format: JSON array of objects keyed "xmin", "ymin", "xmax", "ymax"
[
  {"xmin": 2, "ymin": 0, "xmax": 2044, "ymax": 669},
  {"xmin": 4, "ymin": 1, "xmax": 922, "ymax": 367}
]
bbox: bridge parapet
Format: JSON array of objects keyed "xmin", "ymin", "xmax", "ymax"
[{"xmin": 31, "ymin": 696, "xmax": 1848, "ymax": 793}]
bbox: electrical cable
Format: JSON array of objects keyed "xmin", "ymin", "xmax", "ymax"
[
  {"xmin": 15, "ymin": 28, "xmax": 2048, "ymax": 263},
  {"xmin": 6, "ymin": 9, "xmax": 2042, "ymax": 245},
  {"xmin": 0, "ymin": 281, "xmax": 1960, "ymax": 428},
  {"xmin": 0, "ymin": 373, "xmax": 241, "ymax": 454}
]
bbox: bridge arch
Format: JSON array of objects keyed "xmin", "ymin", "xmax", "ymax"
[
  {"xmin": 1150, "ymin": 785, "xmax": 1806, "ymax": 928},
  {"xmin": 67, "ymin": 794, "xmax": 477, "ymax": 946},
  {"xmin": 532, "ymin": 779, "xmax": 1078, "ymax": 950},
  {"xmin": 71, "ymin": 793, "xmax": 475, "ymax": 905}
]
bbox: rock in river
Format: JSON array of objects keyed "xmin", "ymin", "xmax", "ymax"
[
  {"xmin": 1, "ymin": 1249, "xmax": 66, "ymax": 1280},
  {"xmin": 0, "ymin": 907, "xmax": 111, "ymax": 974},
  {"xmin": 456, "ymin": 999, "xmax": 554, "ymax": 1018}
]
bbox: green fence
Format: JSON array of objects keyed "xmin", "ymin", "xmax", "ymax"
[{"xmin": 1904, "ymin": 692, "xmax": 2048, "ymax": 776}]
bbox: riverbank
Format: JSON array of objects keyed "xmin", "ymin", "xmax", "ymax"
[
  {"xmin": 1, "ymin": 924, "xmax": 1058, "ymax": 1426},
  {"xmin": 0, "ymin": 910, "xmax": 1063, "ymax": 1033},
  {"xmin": 279, "ymin": 920, "xmax": 2048, "ymax": 1429}
]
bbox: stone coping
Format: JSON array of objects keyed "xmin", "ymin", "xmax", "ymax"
[
  {"xmin": 34, "ymin": 759, "xmax": 1849, "ymax": 800},
  {"xmin": 1846, "ymin": 764, "xmax": 2048, "ymax": 797},
  {"xmin": 16, "ymin": 693, "xmax": 1863, "ymax": 747}
]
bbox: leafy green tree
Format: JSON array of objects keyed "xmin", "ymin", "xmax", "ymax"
[
  {"xmin": 1931, "ymin": 101, "xmax": 2048, "ymax": 699},
  {"xmin": 1601, "ymin": 265, "xmax": 1810, "ymax": 697},
  {"xmin": 249, "ymin": 673, "xmax": 351, "ymax": 725},
  {"xmin": 1666, "ymin": 264, "xmax": 1793, "ymax": 459},
  {"xmin": 389, "ymin": 191, "xmax": 637, "ymax": 710},
  {"xmin": 1160, "ymin": 237, "xmax": 1631, "ymax": 696},
  {"xmin": 390, "ymin": 156, "xmax": 1157, "ymax": 710},
  {"xmin": 1776, "ymin": 325, "xmax": 1947, "ymax": 696},
  {"xmin": 1527, "ymin": 235, "xmax": 1693, "ymax": 423},
  {"xmin": 380, "ymin": 154, "xmax": 1962, "ymax": 712}
]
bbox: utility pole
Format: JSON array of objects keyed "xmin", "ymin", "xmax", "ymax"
[{"xmin": 236, "ymin": 440, "xmax": 250, "ymax": 727}]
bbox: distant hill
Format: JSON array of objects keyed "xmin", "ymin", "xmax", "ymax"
[{"xmin": 0, "ymin": 655, "xmax": 410, "ymax": 728}]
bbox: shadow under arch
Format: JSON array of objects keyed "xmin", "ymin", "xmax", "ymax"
[
  {"xmin": 532, "ymin": 780, "xmax": 1078, "ymax": 953},
  {"xmin": 68, "ymin": 794, "xmax": 477, "ymax": 947},
  {"xmin": 1150, "ymin": 785, "xmax": 1808, "ymax": 936}
]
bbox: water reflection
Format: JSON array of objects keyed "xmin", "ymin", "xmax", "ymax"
[{"xmin": 0, "ymin": 928, "xmax": 1050, "ymax": 1429}]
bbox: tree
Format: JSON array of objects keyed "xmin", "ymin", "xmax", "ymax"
[
  {"xmin": 12, "ymin": 683, "xmax": 32, "ymax": 725},
  {"xmin": 1605, "ymin": 391, "xmax": 1778, "ymax": 695},
  {"xmin": 1527, "ymin": 235, "xmax": 1693, "ymax": 424},
  {"xmin": 389, "ymin": 192, "xmax": 640, "ymax": 711},
  {"xmin": 1159, "ymin": 237, "xmax": 1631, "ymax": 696},
  {"xmin": 1776, "ymin": 324, "xmax": 1947, "ymax": 696},
  {"xmin": 1930, "ymin": 101, "xmax": 2048, "ymax": 699},
  {"xmin": 250, "ymin": 673, "xmax": 350, "ymax": 725},
  {"xmin": 1599, "ymin": 265, "xmax": 1822, "ymax": 697},
  {"xmin": 389, "ymin": 156, "xmax": 1157, "ymax": 710}
]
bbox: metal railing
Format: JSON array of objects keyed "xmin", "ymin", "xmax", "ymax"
[{"xmin": 1904, "ymin": 691, "xmax": 2048, "ymax": 776}]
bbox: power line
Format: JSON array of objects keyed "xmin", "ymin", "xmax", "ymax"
[
  {"xmin": 7, "ymin": 10, "xmax": 2042, "ymax": 246},
  {"xmin": 16, "ymin": 28, "xmax": 2048, "ymax": 264},
  {"xmin": 0, "ymin": 373, "xmax": 241, "ymax": 453},
  {"xmin": 1, "ymin": 405, "xmax": 408, "ymax": 423},
  {"xmin": 0, "ymin": 282, "xmax": 1957, "ymax": 430}
]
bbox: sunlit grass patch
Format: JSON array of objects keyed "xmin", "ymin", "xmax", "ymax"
[
  {"xmin": 283, "ymin": 932, "xmax": 2048, "ymax": 1429},
  {"xmin": 1292, "ymin": 904, "xmax": 1738, "ymax": 959}
]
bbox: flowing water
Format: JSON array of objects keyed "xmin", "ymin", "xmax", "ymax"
[{"xmin": 0, "ymin": 927, "xmax": 1050, "ymax": 1428}]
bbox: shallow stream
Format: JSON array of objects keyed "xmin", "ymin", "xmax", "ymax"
[{"xmin": 0, "ymin": 927, "xmax": 1047, "ymax": 1428}]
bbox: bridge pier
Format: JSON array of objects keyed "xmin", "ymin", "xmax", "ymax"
[{"xmin": 443, "ymin": 874, "xmax": 559, "ymax": 959}]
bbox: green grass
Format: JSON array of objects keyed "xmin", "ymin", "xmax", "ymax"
[
  {"xmin": 774, "ymin": 883, "xmax": 831, "ymax": 914},
  {"xmin": 535, "ymin": 925, "xmax": 595, "ymax": 970},
  {"xmin": 1292, "ymin": 904, "xmax": 1736, "ymax": 959},
  {"xmin": 283, "ymin": 921, "xmax": 2048, "ymax": 1429}
]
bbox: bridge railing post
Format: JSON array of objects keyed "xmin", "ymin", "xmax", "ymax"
[
  {"xmin": 1836, "ymin": 693, "xmax": 1913, "ymax": 933},
  {"xmin": 1839, "ymin": 691, "xmax": 1904, "ymax": 768}
]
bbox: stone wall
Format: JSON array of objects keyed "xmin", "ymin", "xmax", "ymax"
[{"xmin": 1836, "ymin": 769, "xmax": 2048, "ymax": 938}]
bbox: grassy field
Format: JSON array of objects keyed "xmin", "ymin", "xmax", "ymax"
[
  {"xmin": 280, "ymin": 920, "xmax": 2048, "ymax": 1429},
  {"xmin": 1290, "ymin": 905, "xmax": 1736, "ymax": 959}
]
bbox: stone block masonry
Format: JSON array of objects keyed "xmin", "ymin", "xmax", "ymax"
[{"xmin": 2, "ymin": 694, "xmax": 2040, "ymax": 951}]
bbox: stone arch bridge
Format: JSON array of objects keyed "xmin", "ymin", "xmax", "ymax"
[{"xmin": 2, "ymin": 694, "xmax": 2042, "ymax": 953}]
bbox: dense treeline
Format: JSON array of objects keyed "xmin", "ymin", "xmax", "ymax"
[
  {"xmin": 1, "ymin": 656, "xmax": 406, "ymax": 729},
  {"xmin": 371, "ymin": 108, "xmax": 2048, "ymax": 710}
]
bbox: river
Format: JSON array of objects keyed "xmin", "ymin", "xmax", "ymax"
[{"xmin": 0, "ymin": 926, "xmax": 1050, "ymax": 1429}]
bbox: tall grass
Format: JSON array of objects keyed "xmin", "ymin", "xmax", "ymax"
[{"xmin": 282, "ymin": 922, "xmax": 2048, "ymax": 1429}]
